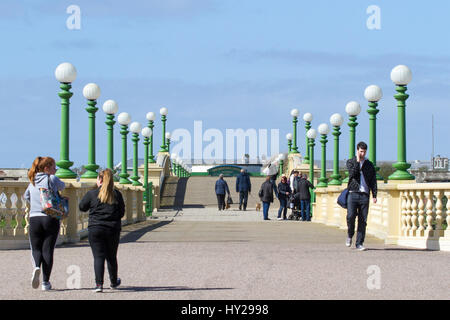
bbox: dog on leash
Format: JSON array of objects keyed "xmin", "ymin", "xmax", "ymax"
[
  {"xmin": 255, "ymin": 203, "xmax": 261, "ymax": 211},
  {"xmin": 225, "ymin": 203, "xmax": 231, "ymax": 210}
]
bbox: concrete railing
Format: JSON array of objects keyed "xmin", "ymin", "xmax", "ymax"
[
  {"xmin": 0, "ymin": 180, "xmax": 145, "ymax": 249},
  {"xmin": 312, "ymin": 182, "xmax": 450, "ymax": 251}
]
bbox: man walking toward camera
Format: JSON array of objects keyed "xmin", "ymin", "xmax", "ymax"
[{"xmin": 346, "ymin": 142, "xmax": 377, "ymax": 251}]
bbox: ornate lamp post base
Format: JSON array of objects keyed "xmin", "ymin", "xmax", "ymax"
[
  {"xmin": 81, "ymin": 164, "xmax": 99, "ymax": 179},
  {"xmin": 388, "ymin": 162, "xmax": 415, "ymax": 180},
  {"xmin": 328, "ymin": 175, "xmax": 342, "ymax": 186},
  {"xmin": 56, "ymin": 160, "xmax": 77, "ymax": 179}
]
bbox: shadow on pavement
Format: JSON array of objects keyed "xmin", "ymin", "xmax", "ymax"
[
  {"xmin": 120, "ymin": 220, "xmax": 173, "ymax": 244},
  {"xmin": 114, "ymin": 286, "xmax": 234, "ymax": 292}
]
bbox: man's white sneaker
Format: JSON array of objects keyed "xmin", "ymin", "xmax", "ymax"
[
  {"xmin": 345, "ymin": 238, "xmax": 352, "ymax": 247},
  {"xmin": 356, "ymin": 244, "xmax": 367, "ymax": 251},
  {"xmin": 31, "ymin": 268, "xmax": 40, "ymax": 289},
  {"xmin": 277, "ymin": 217, "xmax": 283, "ymax": 221},
  {"xmin": 42, "ymin": 281, "xmax": 52, "ymax": 291}
]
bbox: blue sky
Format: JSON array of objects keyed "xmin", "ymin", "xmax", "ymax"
[{"xmin": 1, "ymin": 0, "xmax": 449, "ymax": 168}]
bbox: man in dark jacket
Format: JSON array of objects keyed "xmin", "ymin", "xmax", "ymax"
[
  {"xmin": 258, "ymin": 176, "xmax": 274, "ymax": 220},
  {"xmin": 236, "ymin": 169, "xmax": 251, "ymax": 211},
  {"xmin": 346, "ymin": 141, "xmax": 377, "ymax": 251},
  {"xmin": 215, "ymin": 174, "xmax": 230, "ymax": 211},
  {"xmin": 296, "ymin": 174, "xmax": 315, "ymax": 221}
]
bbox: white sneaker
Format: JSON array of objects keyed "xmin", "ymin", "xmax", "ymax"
[
  {"xmin": 31, "ymin": 268, "xmax": 40, "ymax": 289},
  {"xmin": 356, "ymin": 244, "xmax": 367, "ymax": 251},
  {"xmin": 277, "ymin": 217, "xmax": 283, "ymax": 220},
  {"xmin": 345, "ymin": 238, "xmax": 352, "ymax": 247},
  {"xmin": 42, "ymin": 281, "xmax": 52, "ymax": 291}
]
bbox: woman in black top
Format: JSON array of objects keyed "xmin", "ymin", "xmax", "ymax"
[
  {"xmin": 79, "ymin": 169, "xmax": 125, "ymax": 292},
  {"xmin": 277, "ymin": 175, "xmax": 291, "ymax": 220}
]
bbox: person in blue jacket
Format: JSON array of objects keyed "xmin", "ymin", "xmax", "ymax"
[
  {"xmin": 236, "ymin": 169, "xmax": 251, "ymax": 211},
  {"xmin": 215, "ymin": 174, "xmax": 230, "ymax": 211}
]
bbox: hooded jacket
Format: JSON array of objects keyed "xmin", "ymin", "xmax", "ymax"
[{"xmin": 24, "ymin": 173, "xmax": 66, "ymax": 218}]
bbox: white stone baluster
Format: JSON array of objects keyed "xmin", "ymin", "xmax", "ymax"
[
  {"xmin": 24, "ymin": 201, "xmax": 30, "ymax": 235},
  {"xmin": 409, "ymin": 191, "xmax": 418, "ymax": 237},
  {"xmin": 3, "ymin": 189, "xmax": 14, "ymax": 237},
  {"xmin": 434, "ymin": 190, "xmax": 444, "ymax": 237},
  {"xmin": 445, "ymin": 191, "xmax": 450, "ymax": 238},
  {"xmin": 400, "ymin": 191, "xmax": 407, "ymax": 235},
  {"xmin": 405, "ymin": 191, "xmax": 412, "ymax": 236},
  {"xmin": 425, "ymin": 191, "xmax": 434, "ymax": 237},
  {"xmin": 417, "ymin": 191, "xmax": 425, "ymax": 237},
  {"xmin": 14, "ymin": 189, "xmax": 24, "ymax": 237}
]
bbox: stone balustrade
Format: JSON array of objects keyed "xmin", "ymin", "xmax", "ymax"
[
  {"xmin": 0, "ymin": 180, "xmax": 145, "ymax": 249},
  {"xmin": 312, "ymin": 182, "xmax": 450, "ymax": 251}
]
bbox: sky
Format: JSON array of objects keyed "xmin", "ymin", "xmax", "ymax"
[{"xmin": 1, "ymin": 0, "xmax": 449, "ymax": 168}]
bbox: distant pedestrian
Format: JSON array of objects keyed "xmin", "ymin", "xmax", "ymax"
[
  {"xmin": 215, "ymin": 174, "xmax": 230, "ymax": 211},
  {"xmin": 277, "ymin": 175, "xmax": 291, "ymax": 220},
  {"xmin": 258, "ymin": 176, "xmax": 275, "ymax": 220},
  {"xmin": 346, "ymin": 142, "xmax": 377, "ymax": 251},
  {"xmin": 236, "ymin": 169, "xmax": 251, "ymax": 211},
  {"xmin": 296, "ymin": 174, "xmax": 315, "ymax": 221},
  {"xmin": 24, "ymin": 156, "xmax": 65, "ymax": 291},
  {"xmin": 79, "ymin": 169, "xmax": 125, "ymax": 292}
]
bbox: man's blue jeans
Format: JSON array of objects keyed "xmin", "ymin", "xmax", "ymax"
[
  {"xmin": 300, "ymin": 200, "xmax": 311, "ymax": 221},
  {"xmin": 263, "ymin": 202, "xmax": 270, "ymax": 220}
]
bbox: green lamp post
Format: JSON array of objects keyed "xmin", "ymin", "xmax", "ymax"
[
  {"xmin": 54, "ymin": 62, "xmax": 77, "ymax": 179},
  {"xmin": 171, "ymin": 153, "xmax": 178, "ymax": 176},
  {"xmin": 342, "ymin": 101, "xmax": 361, "ymax": 183},
  {"xmin": 364, "ymin": 85, "xmax": 384, "ymax": 180},
  {"xmin": 159, "ymin": 107, "xmax": 169, "ymax": 152},
  {"xmin": 286, "ymin": 133, "xmax": 293, "ymax": 153},
  {"xmin": 278, "ymin": 153, "xmax": 286, "ymax": 177},
  {"xmin": 130, "ymin": 122, "xmax": 143, "ymax": 186},
  {"xmin": 117, "ymin": 112, "xmax": 132, "ymax": 184},
  {"xmin": 102, "ymin": 100, "xmax": 119, "ymax": 182},
  {"xmin": 146, "ymin": 112, "xmax": 156, "ymax": 163},
  {"xmin": 317, "ymin": 123, "xmax": 330, "ymax": 188},
  {"xmin": 290, "ymin": 108, "xmax": 300, "ymax": 154},
  {"xmin": 141, "ymin": 127, "xmax": 153, "ymax": 216},
  {"xmin": 80, "ymin": 83, "xmax": 101, "ymax": 179},
  {"xmin": 328, "ymin": 113, "xmax": 344, "ymax": 185},
  {"xmin": 165, "ymin": 132, "xmax": 171, "ymax": 154},
  {"xmin": 389, "ymin": 65, "xmax": 415, "ymax": 180},
  {"xmin": 303, "ymin": 113, "xmax": 313, "ymax": 164},
  {"xmin": 307, "ymin": 128, "xmax": 317, "ymax": 213}
]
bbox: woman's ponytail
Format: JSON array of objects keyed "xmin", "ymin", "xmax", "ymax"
[{"xmin": 98, "ymin": 169, "xmax": 116, "ymax": 204}]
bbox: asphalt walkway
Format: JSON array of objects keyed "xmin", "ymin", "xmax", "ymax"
[{"xmin": 1, "ymin": 207, "xmax": 449, "ymax": 300}]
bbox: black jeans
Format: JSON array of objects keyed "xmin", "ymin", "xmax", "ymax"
[
  {"xmin": 29, "ymin": 216, "xmax": 60, "ymax": 282},
  {"xmin": 346, "ymin": 192, "xmax": 370, "ymax": 246},
  {"xmin": 239, "ymin": 191, "xmax": 249, "ymax": 209},
  {"xmin": 216, "ymin": 194, "xmax": 226, "ymax": 210},
  {"xmin": 88, "ymin": 227, "xmax": 121, "ymax": 285}
]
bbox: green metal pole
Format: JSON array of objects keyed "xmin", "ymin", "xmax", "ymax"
[
  {"xmin": 317, "ymin": 134, "xmax": 328, "ymax": 188},
  {"xmin": 304, "ymin": 121, "xmax": 311, "ymax": 164},
  {"xmin": 167, "ymin": 139, "xmax": 171, "ymax": 154},
  {"xmin": 148, "ymin": 120, "xmax": 156, "ymax": 163},
  {"xmin": 309, "ymin": 138, "xmax": 315, "ymax": 217},
  {"xmin": 368, "ymin": 101, "xmax": 383, "ymax": 180},
  {"xmin": 105, "ymin": 114, "xmax": 119, "ymax": 182},
  {"xmin": 288, "ymin": 140, "xmax": 292, "ymax": 153},
  {"xmin": 55, "ymin": 83, "xmax": 77, "ymax": 179},
  {"xmin": 329, "ymin": 126, "xmax": 342, "ymax": 185},
  {"xmin": 143, "ymin": 136, "xmax": 150, "ymax": 216},
  {"xmin": 119, "ymin": 125, "xmax": 132, "ymax": 184},
  {"xmin": 342, "ymin": 115, "xmax": 358, "ymax": 183},
  {"xmin": 81, "ymin": 100, "xmax": 99, "ymax": 179},
  {"xmin": 388, "ymin": 85, "xmax": 415, "ymax": 180},
  {"xmin": 291, "ymin": 117, "xmax": 299, "ymax": 153},
  {"xmin": 131, "ymin": 133, "xmax": 142, "ymax": 186},
  {"xmin": 160, "ymin": 115, "xmax": 167, "ymax": 152},
  {"xmin": 279, "ymin": 160, "xmax": 284, "ymax": 177}
]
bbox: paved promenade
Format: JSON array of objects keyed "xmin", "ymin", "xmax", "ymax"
[{"xmin": 1, "ymin": 207, "xmax": 449, "ymax": 300}]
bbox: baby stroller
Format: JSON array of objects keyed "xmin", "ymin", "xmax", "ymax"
[{"xmin": 288, "ymin": 193, "xmax": 302, "ymax": 221}]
